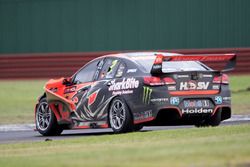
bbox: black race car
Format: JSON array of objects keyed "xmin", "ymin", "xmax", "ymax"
[{"xmin": 35, "ymin": 52, "xmax": 236, "ymax": 135}]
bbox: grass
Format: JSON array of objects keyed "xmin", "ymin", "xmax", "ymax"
[
  {"xmin": 0, "ymin": 80, "xmax": 46, "ymax": 124},
  {"xmin": 230, "ymin": 75, "xmax": 250, "ymax": 115},
  {"xmin": 0, "ymin": 124, "xmax": 250, "ymax": 167},
  {"xmin": 0, "ymin": 75, "xmax": 249, "ymax": 124}
]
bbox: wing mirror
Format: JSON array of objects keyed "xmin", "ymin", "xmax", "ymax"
[{"xmin": 62, "ymin": 77, "xmax": 73, "ymax": 86}]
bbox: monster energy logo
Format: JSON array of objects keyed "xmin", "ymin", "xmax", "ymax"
[{"xmin": 143, "ymin": 86, "xmax": 152, "ymax": 104}]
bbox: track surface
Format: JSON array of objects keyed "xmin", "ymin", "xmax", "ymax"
[{"xmin": 0, "ymin": 120, "xmax": 249, "ymax": 144}]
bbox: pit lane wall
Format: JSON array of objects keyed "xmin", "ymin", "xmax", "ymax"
[{"xmin": 0, "ymin": 48, "xmax": 249, "ymax": 79}]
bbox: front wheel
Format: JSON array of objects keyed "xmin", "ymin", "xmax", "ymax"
[
  {"xmin": 35, "ymin": 98, "xmax": 63, "ymax": 136},
  {"xmin": 108, "ymin": 97, "xmax": 133, "ymax": 133}
]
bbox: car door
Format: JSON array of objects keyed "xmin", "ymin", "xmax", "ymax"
[
  {"xmin": 65, "ymin": 58, "xmax": 121, "ymax": 122},
  {"xmin": 83, "ymin": 58, "xmax": 122, "ymax": 121},
  {"xmin": 61, "ymin": 59, "xmax": 102, "ymax": 121}
]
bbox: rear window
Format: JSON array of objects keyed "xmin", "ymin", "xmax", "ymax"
[{"xmin": 133, "ymin": 56, "xmax": 208, "ymax": 73}]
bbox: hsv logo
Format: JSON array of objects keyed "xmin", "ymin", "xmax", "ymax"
[{"xmin": 179, "ymin": 81, "xmax": 209, "ymax": 90}]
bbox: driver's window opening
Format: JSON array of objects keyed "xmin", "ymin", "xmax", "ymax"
[{"xmin": 99, "ymin": 59, "xmax": 120, "ymax": 79}]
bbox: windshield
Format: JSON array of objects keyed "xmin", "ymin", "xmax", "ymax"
[{"xmin": 132, "ymin": 56, "xmax": 208, "ymax": 73}]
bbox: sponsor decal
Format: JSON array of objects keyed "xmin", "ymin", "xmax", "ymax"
[
  {"xmin": 50, "ymin": 87, "xmax": 58, "ymax": 93},
  {"xmin": 151, "ymin": 98, "xmax": 168, "ymax": 104},
  {"xmin": 223, "ymin": 97, "xmax": 231, "ymax": 101},
  {"xmin": 143, "ymin": 86, "xmax": 152, "ymax": 104},
  {"xmin": 127, "ymin": 69, "xmax": 137, "ymax": 73},
  {"xmin": 215, "ymin": 96, "xmax": 223, "ymax": 104},
  {"xmin": 202, "ymin": 74, "xmax": 213, "ymax": 78},
  {"xmin": 108, "ymin": 78, "xmax": 139, "ymax": 91},
  {"xmin": 184, "ymin": 100, "xmax": 201, "ymax": 108},
  {"xmin": 168, "ymin": 86, "xmax": 176, "ymax": 91},
  {"xmin": 177, "ymin": 75, "xmax": 189, "ymax": 78},
  {"xmin": 182, "ymin": 108, "xmax": 213, "ymax": 114},
  {"xmin": 179, "ymin": 81, "xmax": 209, "ymax": 90},
  {"xmin": 173, "ymin": 74, "xmax": 189, "ymax": 79},
  {"xmin": 134, "ymin": 110, "xmax": 153, "ymax": 121},
  {"xmin": 212, "ymin": 85, "xmax": 220, "ymax": 90},
  {"xmin": 64, "ymin": 86, "xmax": 76, "ymax": 94},
  {"xmin": 183, "ymin": 100, "xmax": 210, "ymax": 108},
  {"xmin": 170, "ymin": 97, "xmax": 180, "ymax": 105},
  {"xmin": 152, "ymin": 64, "xmax": 162, "ymax": 70},
  {"xmin": 112, "ymin": 90, "xmax": 133, "ymax": 96}
]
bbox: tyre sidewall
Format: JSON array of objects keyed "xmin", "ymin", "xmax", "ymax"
[
  {"xmin": 209, "ymin": 110, "xmax": 221, "ymax": 126},
  {"xmin": 35, "ymin": 98, "xmax": 62, "ymax": 136},
  {"xmin": 109, "ymin": 96, "xmax": 133, "ymax": 133}
]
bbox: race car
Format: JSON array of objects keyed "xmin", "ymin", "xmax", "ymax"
[{"xmin": 35, "ymin": 52, "xmax": 236, "ymax": 136}]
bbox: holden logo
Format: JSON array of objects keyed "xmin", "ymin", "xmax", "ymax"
[
  {"xmin": 181, "ymin": 108, "xmax": 213, "ymax": 114},
  {"xmin": 180, "ymin": 81, "xmax": 209, "ymax": 90}
]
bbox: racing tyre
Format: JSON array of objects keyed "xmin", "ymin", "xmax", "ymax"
[
  {"xmin": 109, "ymin": 97, "xmax": 133, "ymax": 133},
  {"xmin": 208, "ymin": 110, "xmax": 221, "ymax": 126},
  {"xmin": 35, "ymin": 98, "xmax": 63, "ymax": 136},
  {"xmin": 194, "ymin": 121, "xmax": 209, "ymax": 128},
  {"xmin": 133, "ymin": 124, "xmax": 144, "ymax": 131}
]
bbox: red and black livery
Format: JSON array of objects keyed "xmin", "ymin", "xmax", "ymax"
[{"xmin": 35, "ymin": 52, "xmax": 236, "ymax": 136}]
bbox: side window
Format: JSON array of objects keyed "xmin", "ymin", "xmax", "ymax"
[
  {"xmin": 115, "ymin": 63, "xmax": 125, "ymax": 78},
  {"xmin": 99, "ymin": 58, "xmax": 120, "ymax": 79},
  {"xmin": 74, "ymin": 60, "xmax": 98, "ymax": 83}
]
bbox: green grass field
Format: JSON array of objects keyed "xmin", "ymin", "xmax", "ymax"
[
  {"xmin": 0, "ymin": 75, "xmax": 249, "ymax": 124},
  {"xmin": 0, "ymin": 80, "xmax": 46, "ymax": 124},
  {"xmin": 0, "ymin": 124, "xmax": 249, "ymax": 167}
]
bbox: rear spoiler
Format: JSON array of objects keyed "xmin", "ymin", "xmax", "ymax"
[{"xmin": 151, "ymin": 53, "xmax": 236, "ymax": 74}]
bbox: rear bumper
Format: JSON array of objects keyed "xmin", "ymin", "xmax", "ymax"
[
  {"xmin": 134, "ymin": 105, "xmax": 231, "ymax": 126},
  {"xmin": 142, "ymin": 105, "xmax": 231, "ymax": 126}
]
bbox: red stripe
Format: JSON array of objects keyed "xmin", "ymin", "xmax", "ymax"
[
  {"xmin": 73, "ymin": 125, "xmax": 90, "ymax": 129},
  {"xmin": 167, "ymin": 54, "xmax": 235, "ymax": 62},
  {"xmin": 170, "ymin": 90, "xmax": 219, "ymax": 96},
  {"xmin": 134, "ymin": 117, "xmax": 155, "ymax": 124},
  {"xmin": 212, "ymin": 105, "xmax": 231, "ymax": 116},
  {"xmin": 99, "ymin": 124, "xmax": 109, "ymax": 128}
]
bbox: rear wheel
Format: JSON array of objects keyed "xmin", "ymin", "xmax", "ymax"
[
  {"xmin": 208, "ymin": 110, "xmax": 221, "ymax": 126},
  {"xmin": 109, "ymin": 97, "xmax": 133, "ymax": 133},
  {"xmin": 195, "ymin": 111, "xmax": 221, "ymax": 127},
  {"xmin": 194, "ymin": 120, "xmax": 209, "ymax": 128},
  {"xmin": 133, "ymin": 124, "xmax": 144, "ymax": 131},
  {"xmin": 35, "ymin": 98, "xmax": 63, "ymax": 136}
]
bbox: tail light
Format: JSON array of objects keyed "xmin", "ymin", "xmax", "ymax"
[
  {"xmin": 221, "ymin": 74, "xmax": 229, "ymax": 84},
  {"xmin": 144, "ymin": 77, "xmax": 164, "ymax": 86},
  {"xmin": 213, "ymin": 74, "xmax": 229, "ymax": 84},
  {"xmin": 144, "ymin": 77, "xmax": 176, "ymax": 86},
  {"xmin": 163, "ymin": 77, "xmax": 176, "ymax": 85}
]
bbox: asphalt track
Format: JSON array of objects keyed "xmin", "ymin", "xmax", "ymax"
[{"xmin": 0, "ymin": 118, "xmax": 249, "ymax": 144}]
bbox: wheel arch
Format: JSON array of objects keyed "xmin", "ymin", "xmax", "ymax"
[
  {"xmin": 35, "ymin": 93, "xmax": 61, "ymax": 123},
  {"xmin": 107, "ymin": 95, "xmax": 135, "ymax": 127},
  {"xmin": 34, "ymin": 93, "xmax": 47, "ymax": 122}
]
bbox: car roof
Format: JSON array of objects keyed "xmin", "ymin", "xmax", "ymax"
[
  {"xmin": 102, "ymin": 51, "xmax": 182, "ymax": 59},
  {"xmin": 95, "ymin": 52, "xmax": 183, "ymax": 73}
]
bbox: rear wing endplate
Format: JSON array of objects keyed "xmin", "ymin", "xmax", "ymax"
[{"xmin": 151, "ymin": 53, "xmax": 236, "ymax": 74}]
